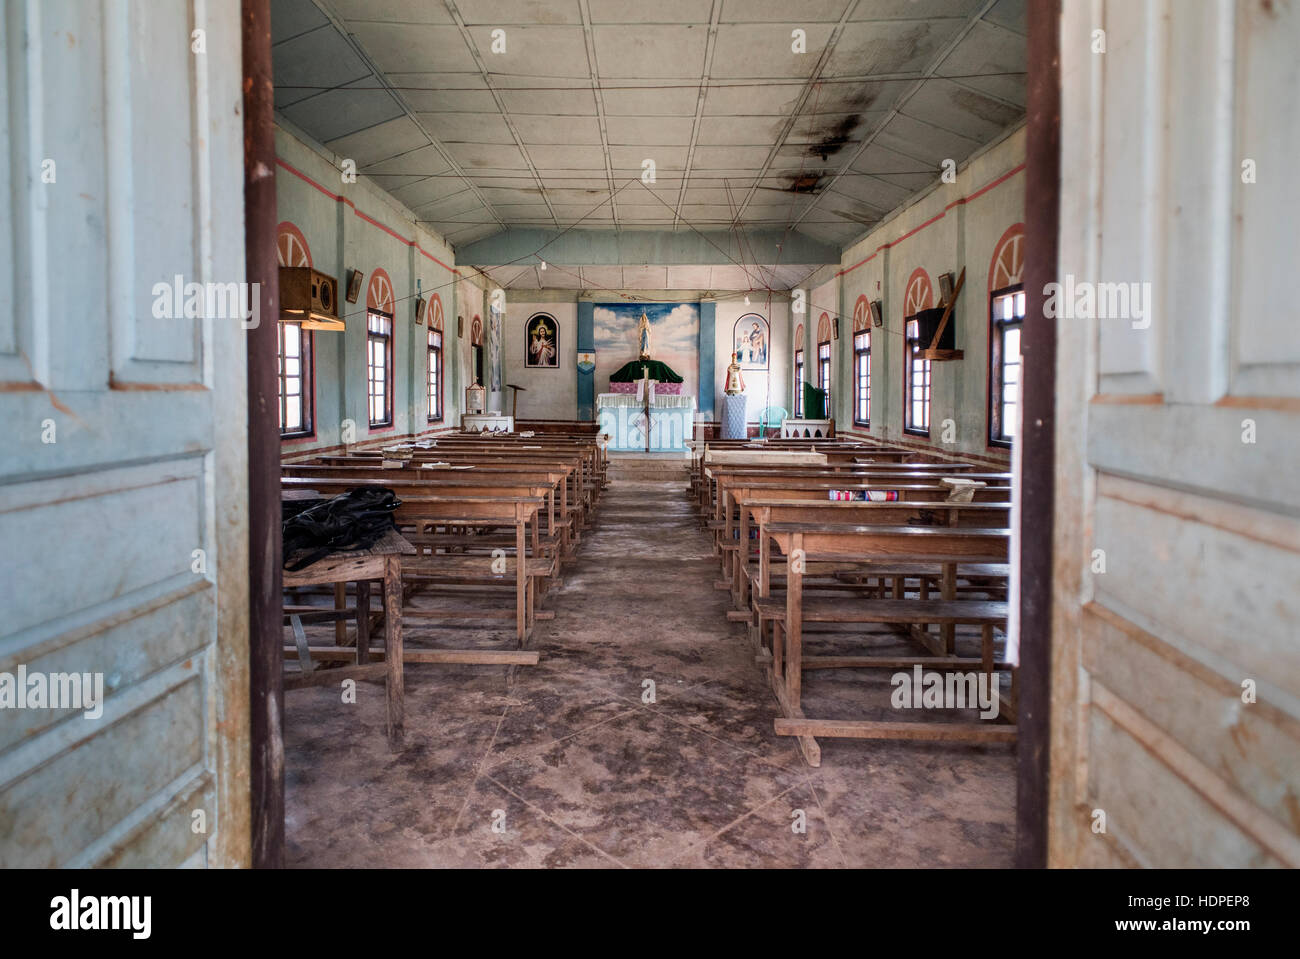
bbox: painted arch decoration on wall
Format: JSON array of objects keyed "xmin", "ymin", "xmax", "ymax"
[
  {"xmin": 428, "ymin": 292, "xmax": 444, "ymax": 331},
  {"xmin": 904, "ymin": 267, "xmax": 935, "ymax": 317},
  {"xmin": 367, "ymin": 268, "xmax": 395, "ymax": 315},
  {"xmin": 989, "ymin": 222, "xmax": 1026, "ymax": 294},
  {"xmin": 276, "ymin": 221, "xmax": 311, "ymax": 268},
  {"xmin": 794, "ymin": 323, "xmax": 804, "ymax": 350},
  {"xmin": 852, "ymin": 294, "xmax": 871, "ymax": 333}
]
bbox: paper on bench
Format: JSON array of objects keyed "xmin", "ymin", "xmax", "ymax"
[{"xmin": 941, "ymin": 477, "xmax": 986, "ymax": 502}]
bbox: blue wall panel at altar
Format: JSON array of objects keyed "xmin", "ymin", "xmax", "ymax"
[
  {"xmin": 698, "ymin": 301, "xmax": 716, "ymax": 415},
  {"xmin": 577, "ymin": 301, "xmax": 594, "ymax": 420},
  {"xmin": 592, "ymin": 302, "xmax": 699, "ymax": 399}
]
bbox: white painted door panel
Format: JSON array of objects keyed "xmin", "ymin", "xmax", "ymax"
[
  {"xmin": 1052, "ymin": 0, "xmax": 1300, "ymax": 868},
  {"xmin": 0, "ymin": 0, "xmax": 248, "ymax": 867}
]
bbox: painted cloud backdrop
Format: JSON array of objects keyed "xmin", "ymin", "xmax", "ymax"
[{"xmin": 593, "ymin": 302, "xmax": 698, "ymax": 400}]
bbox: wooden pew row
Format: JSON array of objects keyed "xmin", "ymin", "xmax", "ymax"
[
  {"xmin": 755, "ymin": 521, "xmax": 1014, "ymax": 766},
  {"xmin": 730, "ymin": 496, "xmax": 1012, "ymax": 613},
  {"xmin": 707, "ymin": 469, "xmax": 1013, "ymax": 568},
  {"xmin": 382, "ymin": 437, "xmax": 599, "ymax": 505},
  {"xmin": 330, "ymin": 448, "xmax": 591, "ymax": 544},
  {"xmin": 432, "ymin": 434, "xmax": 606, "ymax": 498},
  {"xmin": 282, "ymin": 476, "xmax": 550, "ymax": 650},
  {"xmin": 697, "ymin": 459, "xmax": 996, "ymax": 523},
  {"xmin": 284, "ymin": 461, "xmax": 573, "ymax": 558},
  {"xmin": 689, "ymin": 438, "xmax": 887, "ymax": 504}
]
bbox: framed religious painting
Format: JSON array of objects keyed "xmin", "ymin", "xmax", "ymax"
[
  {"xmin": 733, "ymin": 313, "xmax": 770, "ymax": 370},
  {"xmin": 525, "ymin": 312, "xmax": 559, "ymax": 368}
]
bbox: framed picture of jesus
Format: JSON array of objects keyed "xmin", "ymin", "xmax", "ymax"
[{"xmin": 525, "ymin": 312, "xmax": 559, "ymax": 368}]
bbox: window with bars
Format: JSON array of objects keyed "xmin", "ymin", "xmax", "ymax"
[
  {"xmin": 817, "ymin": 340, "xmax": 831, "ymax": 413},
  {"xmin": 904, "ymin": 319, "xmax": 931, "ymax": 435},
  {"xmin": 989, "ymin": 286, "xmax": 1025, "ymax": 444},
  {"xmin": 794, "ymin": 349, "xmax": 805, "ymax": 417},
  {"xmin": 853, "ymin": 330, "xmax": 870, "ymax": 427},
  {"xmin": 277, "ymin": 320, "xmax": 312, "ymax": 437},
  {"xmin": 427, "ymin": 327, "xmax": 443, "ymax": 423},
  {"xmin": 367, "ymin": 311, "xmax": 393, "ymax": 427}
]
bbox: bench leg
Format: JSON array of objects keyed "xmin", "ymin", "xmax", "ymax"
[
  {"xmin": 355, "ymin": 579, "xmax": 371, "ymax": 665},
  {"xmin": 383, "ymin": 556, "xmax": 404, "ymax": 750},
  {"xmin": 941, "ymin": 562, "xmax": 956, "ymax": 654},
  {"xmin": 333, "ymin": 583, "xmax": 347, "ymax": 645}
]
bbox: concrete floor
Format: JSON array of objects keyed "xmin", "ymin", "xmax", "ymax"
[{"xmin": 284, "ymin": 480, "xmax": 1015, "ymax": 868}]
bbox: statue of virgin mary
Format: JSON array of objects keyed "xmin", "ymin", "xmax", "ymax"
[{"xmin": 637, "ymin": 311, "xmax": 651, "ymax": 359}]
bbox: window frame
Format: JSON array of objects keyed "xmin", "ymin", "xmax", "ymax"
[
  {"xmin": 794, "ymin": 348, "xmax": 805, "ymax": 417},
  {"xmin": 817, "ymin": 339, "xmax": 832, "ymax": 414},
  {"xmin": 367, "ymin": 309, "xmax": 394, "ymax": 428},
  {"xmin": 853, "ymin": 330, "xmax": 870, "ymax": 427},
  {"xmin": 903, "ymin": 317, "xmax": 931, "ymax": 437},
  {"xmin": 427, "ymin": 326, "xmax": 443, "ymax": 424},
  {"xmin": 277, "ymin": 319, "xmax": 313, "ymax": 438},
  {"xmin": 988, "ymin": 283, "xmax": 1025, "ymax": 446}
]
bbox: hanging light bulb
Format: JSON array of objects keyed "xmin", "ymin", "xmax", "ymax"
[{"xmin": 744, "ymin": 293, "xmax": 750, "ymax": 305}]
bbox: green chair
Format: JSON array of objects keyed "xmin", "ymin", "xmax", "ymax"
[{"xmin": 757, "ymin": 406, "xmax": 788, "ymax": 438}]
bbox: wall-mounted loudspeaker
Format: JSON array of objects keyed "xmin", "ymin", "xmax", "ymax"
[
  {"xmin": 415, "ymin": 297, "xmax": 427, "ymax": 324},
  {"xmin": 279, "ymin": 267, "xmax": 343, "ymax": 331},
  {"xmin": 346, "ymin": 269, "xmax": 363, "ymax": 304},
  {"xmin": 870, "ymin": 299, "xmax": 883, "ymax": 327}
]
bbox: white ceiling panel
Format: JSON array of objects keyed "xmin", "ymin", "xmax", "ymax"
[
  {"xmin": 498, "ymin": 85, "xmax": 598, "ymax": 115},
  {"xmin": 579, "ymin": 266, "xmax": 625, "ymax": 288},
  {"xmin": 665, "ymin": 265, "xmax": 715, "ymax": 288},
  {"xmin": 710, "ymin": 24, "xmax": 836, "ymax": 79},
  {"xmin": 458, "ymin": 0, "xmax": 584, "ymax": 25},
  {"xmin": 467, "ymin": 25, "xmax": 591, "ymax": 77},
  {"xmin": 325, "ymin": 116, "xmax": 430, "ymax": 168},
  {"xmin": 442, "ymin": 141, "xmax": 530, "ymax": 169},
  {"xmin": 330, "ymin": 0, "xmax": 455, "ymax": 23},
  {"xmin": 587, "ymin": 0, "xmax": 713, "ymax": 24},
  {"xmin": 510, "ymin": 115, "xmax": 604, "ymax": 145},
  {"xmin": 601, "ymin": 85, "xmax": 701, "ymax": 116},
  {"xmin": 605, "ymin": 115, "xmax": 697, "ymax": 146},
  {"xmin": 349, "ymin": 23, "xmax": 478, "ymax": 74},
  {"xmin": 591, "ymin": 24, "xmax": 710, "ymax": 79},
  {"xmin": 415, "ymin": 112, "xmax": 516, "ymax": 143}
]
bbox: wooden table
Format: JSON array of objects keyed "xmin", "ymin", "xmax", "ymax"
[
  {"xmin": 282, "ymin": 528, "xmax": 411, "ymax": 750},
  {"xmin": 757, "ymin": 521, "xmax": 1014, "ymax": 766}
]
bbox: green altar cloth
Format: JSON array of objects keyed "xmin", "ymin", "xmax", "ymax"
[
  {"xmin": 608, "ymin": 359, "xmax": 684, "ymax": 383},
  {"xmin": 803, "ymin": 382, "xmax": 827, "ymax": 419}
]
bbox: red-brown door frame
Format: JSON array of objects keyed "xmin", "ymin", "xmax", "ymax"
[
  {"xmin": 243, "ymin": 0, "xmax": 285, "ymax": 869},
  {"xmin": 1015, "ymin": 0, "xmax": 1061, "ymax": 869}
]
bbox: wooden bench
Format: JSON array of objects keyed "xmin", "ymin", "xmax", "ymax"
[
  {"xmin": 281, "ymin": 478, "xmax": 548, "ymax": 650},
  {"xmin": 282, "ymin": 530, "xmax": 408, "ymax": 750},
  {"xmin": 756, "ymin": 521, "xmax": 1014, "ymax": 766}
]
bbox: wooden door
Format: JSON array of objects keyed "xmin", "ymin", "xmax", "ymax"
[
  {"xmin": 0, "ymin": 1, "xmax": 249, "ymax": 866},
  {"xmin": 1051, "ymin": 0, "xmax": 1300, "ymax": 867}
]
